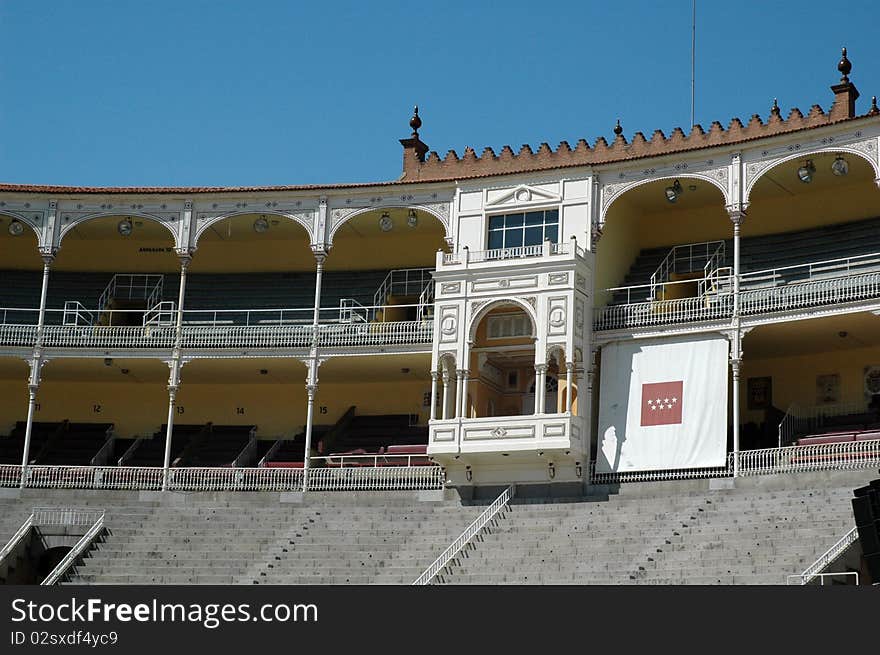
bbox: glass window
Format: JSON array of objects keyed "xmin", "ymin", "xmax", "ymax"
[{"xmin": 486, "ymin": 208, "xmax": 560, "ymax": 250}]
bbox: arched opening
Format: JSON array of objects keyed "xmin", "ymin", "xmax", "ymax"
[
  {"xmin": 597, "ymin": 177, "xmax": 729, "ymax": 308},
  {"xmin": 744, "ymin": 151, "xmax": 880, "ymax": 286},
  {"xmin": 0, "ymin": 213, "xmax": 43, "ymax": 329},
  {"xmin": 188, "ymin": 212, "xmax": 315, "ymax": 326},
  {"xmin": 436, "ymin": 354, "xmax": 457, "ymax": 420},
  {"xmin": 327, "ymin": 207, "xmax": 449, "ymax": 324},
  {"xmin": 51, "ymin": 215, "xmax": 178, "ymax": 327},
  {"xmin": 468, "ymin": 302, "xmax": 537, "ymax": 418}
]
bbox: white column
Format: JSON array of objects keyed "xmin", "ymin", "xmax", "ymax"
[
  {"xmin": 566, "ymin": 361, "xmax": 574, "ymax": 413},
  {"xmin": 535, "ymin": 364, "xmax": 547, "ymax": 414},
  {"xmin": 728, "ymin": 210, "xmax": 745, "ymax": 316},
  {"xmin": 731, "ymin": 340, "xmax": 742, "ymax": 479},
  {"xmin": 442, "ymin": 370, "xmax": 451, "ymax": 420},
  {"xmin": 459, "ymin": 369, "xmax": 470, "ymax": 419},
  {"xmin": 303, "ymin": 251, "xmax": 326, "ymax": 493},
  {"xmin": 162, "ymin": 254, "xmax": 191, "ymax": 491},
  {"xmin": 162, "ymin": 362, "xmax": 181, "ymax": 491},
  {"xmin": 429, "ymin": 372, "xmax": 438, "ymax": 421},
  {"xmin": 20, "ymin": 252, "xmax": 55, "ymax": 486}
]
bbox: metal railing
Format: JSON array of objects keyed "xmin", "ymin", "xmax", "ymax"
[
  {"xmin": 0, "ymin": 513, "xmax": 35, "ymax": 567},
  {"xmin": 786, "ymin": 571, "xmax": 860, "ymax": 585},
  {"xmin": 317, "ymin": 320, "xmax": 433, "ymax": 347},
  {"xmin": 777, "ymin": 401, "xmax": 867, "ymax": 447},
  {"xmin": 338, "ymin": 298, "xmax": 371, "ymax": 323},
  {"xmin": 788, "ymin": 527, "xmax": 860, "ymax": 585},
  {"xmin": 314, "ymin": 453, "xmax": 434, "ymax": 468},
  {"xmin": 417, "ymin": 280, "xmax": 435, "ymax": 321},
  {"xmin": 590, "ymin": 438, "xmax": 880, "ymax": 484},
  {"xmin": 97, "ymin": 274, "xmax": 164, "ymax": 314},
  {"xmin": 413, "ymin": 485, "xmax": 513, "ymax": 585},
  {"xmin": 650, "ymin": 240, "xmax": 725, "ymax": 298},
  {"xmin": 373, "ymin": 268, "xmax": 434, "ymax": 307},
  {"xmin": 594, "ymin": 289, "xmax": 732, "ymax": 331},
  {"xmin": 739, "ymin": 270, "xmax": 880, "ymax": 316},
  {"xmin": 41, "ymin": 511, "xmax": 106, "ymax": 586},
  {"xmin": 32, "ymin": 507, "xmax": 105, "ymax": 526},
  {"xmin": 0, "ymin": 463, "xmax": 444, "ymax": 492},
  {"xmin": 739, "ymin": 251, "xmax": 880, "ymax": 288},
  {"xmin": 62, "ymin": 301, "xmax": 94, "ymax": 326},
  {"xmin": 143, "ymin": 301, "xmax": 176, "ymax": 326},
  {"xmin": 90, "ymin": 426, "xmax": 116, "ymax": 466}
]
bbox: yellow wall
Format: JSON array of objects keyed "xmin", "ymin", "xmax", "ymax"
[
  {"xmin": 190, "ymin": 239, "xmax": 315, "ymax": 273},
  {"xmin": 744, "ymin": 181, "xmax": 880, "ymax": 238},
  {"xmin": 741, "ymin": 345, "xmax": 880, "ymax": 424},
  {"xmin": 54, "ymin": 239, "xmax": 180, "ymax": 273},
  {"xmin": 595, "ymin": 202, "xmax": 639, "ymax": 298},
  {"xmin": 0, "ymin": 377, "xmax": 430, "ymax": 440},
  {"xmin": 326, "ymin": 232, "xmax": 446, "ymax": 271},
  {"xmin": 0, "ymin": 233, "xmax": 41, "ymax": 270}
]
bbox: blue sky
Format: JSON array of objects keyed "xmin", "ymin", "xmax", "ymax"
[{"xmin": 1, "ymin": 1, "xmax": 878, "ymax": 187}]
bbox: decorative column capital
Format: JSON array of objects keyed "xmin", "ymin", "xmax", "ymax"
[
  {"xmin": 726, "ymin": 205, "xmax": 748, "ymax": 224},
  {"xmin": 535, "ymin": 363, "xmax": 548, "ymax": 374},
  {"xmin": 430, "ymin": 371, "xmax": 439, "ymax": 381},
  {"xmin": 176, "ymin": 251, "xmax": 193, "ymax": 268},
  {"xmin": 38, "ymin": 247, "xmax": 57, "ymax": 266}
]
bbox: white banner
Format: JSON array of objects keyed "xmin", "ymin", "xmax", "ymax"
[{"xmin": 597, "ymin": 335, "xmax": 729, "ymax": 473}]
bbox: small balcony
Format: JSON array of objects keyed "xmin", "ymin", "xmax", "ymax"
[
  {"xmin": 428, "ymin": 413, "xmax": 582, "ymax": 457},
  {"xmin": 437, "ymin": 238, "xmax": 585, "ymax": 270}
]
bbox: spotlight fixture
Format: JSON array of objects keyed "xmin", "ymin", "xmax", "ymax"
[
  {"xmin": 121, "ymin": 368, "xmax": 130, "ymax": 375},
  {"xmin": 838, "ymin": 331, "xmax": 848, "ymax": 338},
  {"xmin": 253, "ymin": 216, "xmax": 270, "ymax": 233},
  {"xmin": 103, "ymin": 358, "xmax": 113, "ymax": 367},
  {"xmin": 548, "ymin": 462, "xmax": 556, "ymax": 479},
  {"xmin": 379, "ymin": 211, "xmax": 393, "ymax": 232},
  {"xmin": 575, "ymin": 462, "xmax": 583, "ymax": 478},
  {"xmin": 407, "ymin": 208, "xmax": 418, "ymax": 228},
  {"xmin": 465, "ymin": 466, "xmax": 472, "ymax": 482},
  {"xmin": 797, "ymin": 160, "xmax": 815, "ymax": 184},
  {"xmin": 7, "ymin": 220, "xmax": 24, "ymax": 236},
  {"xmin": 259, "ymin": 369, "xmax": 268, "ymax": 375},
  {"xmin": 664, "ymin": 180, "xmax": 683, "ymax": 203},
  {"xmin": 831, "ymin": 155, "xmax": 849, "ymax": 177},
  {"xmin": 117, "ymin": 219, "xmax": 133, "ymax": 236}
]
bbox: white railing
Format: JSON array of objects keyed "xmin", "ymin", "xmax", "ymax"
[
  {"xmin": 231, "ymin": 429, "xmax": 258, "ymax": 468},
  {"xmin": 777, "ymin": 401, "xmax": 868, "ymax": 447},
  {"xmin": 181, "ymin": 324, "xmax": 312, "ymax": 349},
  {"xmin": 317, "ymin": 320, "xmax": 433, "ymax": 347},
  {"xmin": 786, "ymin": 571, "xmax": 860, "ymax": 585},
  {"xmin": 90, "ymin": 429, "xmax": 116, "ymax": 466},
  {"xmin": 740, "ymin": 270, "xmax": 880, "ymax": 315},
  {"xmin": 306, "ymin": 465, "xmax": 443, "ymax": 492},
  {"xmin": 143, "ymin": 301, "xmax": 176, "ymax": 326},
  {"xmin": 62, "ymin": 301, "xmax": 94, "ymax": 326},
  {"xmin": 737, "ymin": 438, "xmax": 880, "ymax": 476},
  {"xmin": 412, "ymin": 485, "xmax": 513, "ymax": 585},
  {"xmin": 0, "ymin": 322, "xmax": 38, "ymax": 346},
  {"xmin": 42, "ymin": 324, "xmax": 177, "ymax": 349},
  {"xmin": 740, "ymin": 251, "xmax": 880, "ymax": 288},
  {"xmin": 0, "ymin": 463, "xmax": 443, "ymax": 492},
  {"xmin": 470, "ymin": 244, "xmax": 544, "ymax": 262},
  {"xmin": 338, "ymin": 298, "xmax": 371, "ymax": 323},
  {"xmin": 373, "ymin": 268, "xmax": 434, "ymax": 307},
  {"xmin": 650, "ymin": 240, "xmax": 725, "ymax": 297},
  {"xmin": 788, "ymin": 526, "xmax": 860, "ymax": 585},
  {"xmin": 314, "ymin": 453, "xmax": 434, "ymax": 468},
  {"xmin": 97, "ymin": 274, "xmax": 164, "ymax": 314},
  {"xmin": 590, "ymin": 438, "xmax": 880, "ymax": 484},
  {"xmin": 0, "ymin": 513, "xmax": 35, "ymax": 566},
  {"xmin": 32, "ymin": 507, "xmax": 105, "ymax": 526},
  {"xmin": 595, "ymin": 267, "xmax": 880, "ymax": 331},
  {"xmin": 594, "ymin": 291, "xmax": 732, "ymax": 330},
  {"xmin": 41, "ymin": 512, "xmax": 105, "ymax": 586}
]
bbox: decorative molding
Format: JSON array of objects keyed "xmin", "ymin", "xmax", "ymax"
[
  {"xmin": 485, "ymin": 183, "xmax": 561, "ymax": 207},
  {"xmin": 548, "ymin": 272, "xmax": 569, "ymax": 285}
]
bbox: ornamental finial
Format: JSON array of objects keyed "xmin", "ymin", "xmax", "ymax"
[
  {"xmin": 409, "ymin": 106, "xmax": 422, "ymax": 137},
  {"xmin": 838, "ymin": 47, "xmax": 852, "ymax": 83}
]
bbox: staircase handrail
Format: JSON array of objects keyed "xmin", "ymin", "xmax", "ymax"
[
  {"xmin": 791, "ymin": 526, "xmax": 859, "ymax": 585},
  {"xmin": 172, "ymin": 423, "xmax": 212, "ymax": 468},
  {"xmin": 0, "ymin": 513, "xmax": 35, "ymax": 566},
  {"xmin": 258, "ymin": 435, "xmax": 288, "ymax": 467},
  {"xmin": 31, "ymin": 420, "xmax": 68, "ymax": 465},
  {"xmin": 143, "ymin": 300, "xmax": 176, "ymax": 327},
  {"xmin": 41, "ymin": 512, "xmax": 106, "ymax": 586},
  {"xmin": 232, "ymin": 427, "xmax": 259, "ymax": 468},
  {"xmin": 62, "ymin": 301, "xmax": 94, "ymax": 327},
  {"xmin": 118, "ymin": 435, "xmax": 147, "ymax": 466},
  {"xmin": 90, "ymin": 424, "xmax": 116, "ymax": 466},
  {"xmin": 412, "ymin": 485, "xmax": 514, "ymax": 585},
  {"xmin": 318, "ymin": 406, "xmax": 356, "ymax": 457}
]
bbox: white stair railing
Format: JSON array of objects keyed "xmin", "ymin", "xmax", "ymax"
[
  {"xmin": 41, "ymin": 511, "xmax": 106, "ymax": 585},
  {"xmin": 412, "ymin": 485, "xmax": 514, "ymax": 585},
  {"xmin": 0, "ymin": 513, "xmax": 35, "ymax": 570},
  {"xmin": 789, "ymin": 527, "xmax": 859, "ymax": 585}
]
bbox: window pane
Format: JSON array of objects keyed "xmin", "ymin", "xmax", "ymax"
[
  {"xmin": 545, "ymin": 209, "xmax": 559, "ymax": 223},
  {"xmin": 524, "ymin": 226, "xmax": 543, "ymax": 246},
  {"xmin": 505, "ymin": 213, "xmax": 524, "ymax": 228},
  {"xmin": 505, "ymin": 229, "xmax": 523, "ymax": 247},
  {"xmin": 489, "ymin": 215, "xmax": 505, "ymax": 230},
  {"xmin": 488, "ymin": 230, "xmax": 504, "ymax": 249},
  {"xmin": 544, "ymin": 224, "xmax": 558, "ymax": 243},
  {"xmin": 524, "ymin": 211, "xmax": 544, "ymax": 226}
]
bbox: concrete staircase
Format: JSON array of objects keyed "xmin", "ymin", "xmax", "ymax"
[
  {"xmin": 0, "ymin": 489, "xmax": 479, "ymax": 585},
  {"xmin": 438, "ymin": 470, "xmax": 873, "ymax": 585}
]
